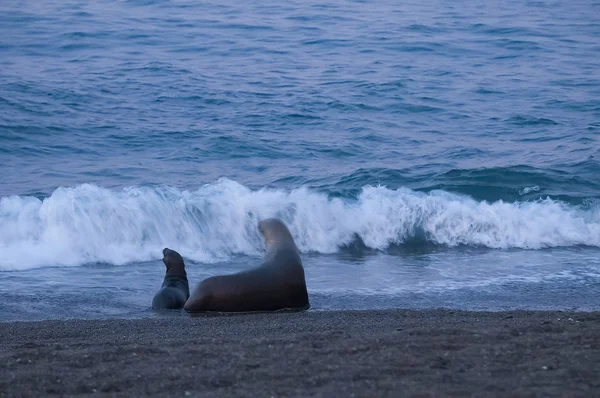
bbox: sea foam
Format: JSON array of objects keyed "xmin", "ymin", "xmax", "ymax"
[{"xmin": 1, "ymin": 178, "xmax": 599, "ymax": 270}]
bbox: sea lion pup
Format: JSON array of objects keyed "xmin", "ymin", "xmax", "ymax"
[
  {"xmin": 152, "ymin": 248, "xmax": 190, "ymax": 310},
  {"xmin": 184, "ymin": 218, "xmax": 310, "ymax": 313}
]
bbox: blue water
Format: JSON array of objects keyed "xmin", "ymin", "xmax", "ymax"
[{"xmin": 1, "ymin": 0, "xmax": 599, "ymax": 321}]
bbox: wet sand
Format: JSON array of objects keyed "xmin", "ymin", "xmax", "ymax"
[{"xmin": 1, "ymin": 309, "xmax": 599, "ymax": 397}]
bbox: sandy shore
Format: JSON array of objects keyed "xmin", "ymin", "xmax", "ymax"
[{"xmin": 1, "ymin": 309, "xmax": 599, "ymax": 397}]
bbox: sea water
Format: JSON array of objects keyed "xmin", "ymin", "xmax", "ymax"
[{"xmin": 1, "ymin": 0, "xmax": 599, "ymax": 321}]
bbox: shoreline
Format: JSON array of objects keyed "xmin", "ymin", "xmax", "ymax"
[{"xmin": 1, "ymin": 309, "xmax": 599, "ymax": 397}]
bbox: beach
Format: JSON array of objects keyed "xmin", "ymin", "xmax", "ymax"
[{"xmin": 1, "ymin": 309, "xmax": 599, "ymax": 397}]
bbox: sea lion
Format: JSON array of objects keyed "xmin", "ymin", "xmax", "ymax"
[
  {"xmin": 184, "ymin": 218, "xmax": 309, "ymax": 313},
  {"xmin": 152, "ymin": 248, "xmax": 190, "ymax": 310}
]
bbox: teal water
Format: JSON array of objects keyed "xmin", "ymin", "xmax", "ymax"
[{"xmin": 1, "ymin": 0, "xmax": 599, "ymax": 321}]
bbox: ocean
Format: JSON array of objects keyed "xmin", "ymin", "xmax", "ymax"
[{"xmin": 1, "ymin": 0, "xmax": 599, "ymax": 321}]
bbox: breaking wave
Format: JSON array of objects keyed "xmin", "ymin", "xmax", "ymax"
[{"xmin": 1, "ymin": 178, "xmax": 599, "ymax": 270}]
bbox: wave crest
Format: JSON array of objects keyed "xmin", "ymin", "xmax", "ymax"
[{"xmin": 1, "ymin": 179, "xmax": 599, "ymax": 270}]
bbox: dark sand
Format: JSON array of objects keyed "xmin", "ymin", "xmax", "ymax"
[{"xmin": 1, "ymin": 309, "xmax": 599, "ymax": 397}]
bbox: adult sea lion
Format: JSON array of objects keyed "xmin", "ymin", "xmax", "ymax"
[
  {"xmin": 152, "ymin": 248, "xmax": 190, "ymax": 310},
  {"xmin": 184, "ymin": 218, "xmax": 309, "ymax": 313}
]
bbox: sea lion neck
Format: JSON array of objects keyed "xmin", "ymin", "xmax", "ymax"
[
  {"xmin": 258, "ymin": 219, "xmax": 295, "ymax": 245},
  {"xmin": 166, "ymin": 268, "xmax": 186, "ymax": 279},
  {"xmin": 164, "ymin": 261, "xmax": 187, "ymax": 278},
  {"xmin": 264, "ymin": 237, "xmax": 297, "ymax": 252}
]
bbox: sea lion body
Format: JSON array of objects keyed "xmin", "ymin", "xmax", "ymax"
[
  {"xmin": 184, "ymin": 218, "xmax": 309, "ymax": 313},
  {"xmin": 152, "ymin": 248, "xmax": 190, "ymax": 310}
]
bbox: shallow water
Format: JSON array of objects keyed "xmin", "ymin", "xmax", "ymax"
[
  {"xmin": 1, "ymin": 0, "xmax": 599, "ymax": 321},
  {"xmin": 1, "ymin": 248, "xmax": 600, "ymax": 321}
]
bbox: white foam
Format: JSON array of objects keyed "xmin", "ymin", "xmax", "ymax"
[
  {"xmin": 1, "ymin": 179, "xmax": 599, "ymax": 270},
  {"xmin": 519, "ymin": 185, "xmax": 540, "ymax": 195}
]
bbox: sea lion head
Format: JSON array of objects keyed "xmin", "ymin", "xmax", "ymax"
[
  {"xmin": 162, "ymin": 248, "xmax": 185, "ymax": 274},
  {"xmin": 258, "ymin": 218, "xmax": 296, "ymax": 249}
]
